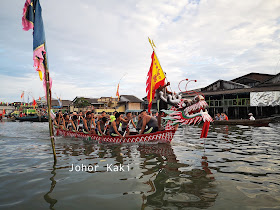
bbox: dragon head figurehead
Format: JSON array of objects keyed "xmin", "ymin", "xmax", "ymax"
[{"xmin": 161, "ymin": 93, "xmax": 213, "ymax": 138}]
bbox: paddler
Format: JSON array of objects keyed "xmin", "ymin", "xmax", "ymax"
[
  {"xmin": 109, "ymin": 112, "xmax": 128, "ymax": 137},
  {"xmin": 139, "ymin": 110, "xmax": 159, "ymax": 134},
  {"xmin": 90, "ymin": 112, "xmax": 97, "ymax": 134},
  {"xmin": 97, "ymin": 117, "xmax": 108, "ymax": 136},
  {"xmin": 82, "ymin": 112, "xmax": 93, "ymax": 134},
  {"xmin": 121, "ymin": 112, "xmax": 136, "ymax": 135},
  {"xmin": 64, "ymin": 113, "xmax": 77, "ymax": 131}
]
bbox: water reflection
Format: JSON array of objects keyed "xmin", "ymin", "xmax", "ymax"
[
  {"xmin": 47, "ymin": 140, "xmax": 217, "ymax": 209},
  {"xmin": 43, "ymin": 164, "xmax": 57, "ymax": 209},
  {"xmin": 1, "ymin": 122, "xmax": 280, "ymax": 209},
  {"xmin": 138, "ymin": 144, "xmax": 217, "ymax": 209}
]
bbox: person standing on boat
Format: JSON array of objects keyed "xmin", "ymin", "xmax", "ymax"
[
  {"xmin": 109, "ymin": 112, "xmax": 125, "ymax": 137},
  {"xmin": 140, "ymin": 110, "xmax": 159, "ymax": 134},
  {"xmin": 155, "ymin": 81, "xmax": 172, "ymax": 130},
  {"xmin": 248, "ymin": 113, "xmax": 255, "ymax": 120}
]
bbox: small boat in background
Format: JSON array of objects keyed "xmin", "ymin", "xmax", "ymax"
[
  {"xmin": 213, "ymin": 118, "xmax": 274, "ymax": 126},
  {"xmin": 15, "ymin": 115, "xmax": 48, "ymax": 122}
]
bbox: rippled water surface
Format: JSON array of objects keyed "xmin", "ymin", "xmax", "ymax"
[{"xmin": 0, "ymin": 121, "xmax": 280, "ymax": 209}]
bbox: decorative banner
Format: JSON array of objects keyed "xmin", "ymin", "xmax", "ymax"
[
  {"xmin": 22, "ymin": 0, "xmax": 52, "ymax": 97},
  {"xmin": 250, "ymin": 91, "xmax": 280, "ymax": 106},
  {"xmin": 116, "ymin": 83, "xmax": 120, "ymax": 100},
  {"xmin": 146, "ymin": 51, "xmax": 166, "ymax": 112}
]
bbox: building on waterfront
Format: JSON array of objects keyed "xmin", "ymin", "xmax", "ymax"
[
  {"xmin": 142, "ymin": 96, "xmax": 157, "ymax": 113},
  {"xmin": 118, "ymin": 95, "xmax": 144, "ymax": 114},
  {"xmin": 52, "ymin": 99, "xmax": 72, "ymax": 110},
  {"xmin": 141, "ymin": 72, "xmax": 280, "ymax": 119},
  {"xmin": 70, "ymin": 95, "xmax": 143, "ymax": 114},
  {"xmin": 36, "ymin": 97, "xmax": 71, "ymax": 112},
  {"xmin": 182, "ymin": 72, "xmax": 280, "ymax": 119}
]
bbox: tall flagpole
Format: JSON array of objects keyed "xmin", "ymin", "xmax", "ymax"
[
  {"xmin": 22, "ymin": 0, "xmax": 57, "ymax": 163},
  {"xmin": 43, "ymin": 53, "xmax": 57, "ymax": 164},
  {"xmin": 148, "ymin": 37, "xmax": 173, "ymax": 92}
]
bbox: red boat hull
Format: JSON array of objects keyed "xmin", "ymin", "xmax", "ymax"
[{"xmin": 55, "ymin": 129, "xmax": 176, "ymax": 144}]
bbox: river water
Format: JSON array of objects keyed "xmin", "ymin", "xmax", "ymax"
[{"xmin": 0, "ymin": 121, "xmax": 280, "ymax": 209}]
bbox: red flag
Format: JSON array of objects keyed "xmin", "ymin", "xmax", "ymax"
[
  {"xmin": 116, "ymin": 83, "xmax": 120, "ymax": 100},
  {"xmin": 32, "ymin": 99, "xmax": 37, "ymax": 108},
  {"xmin": 20, "ymin": 92, "xmax": 24, "ymax": 99},
  {"xmin": 146, "ymin": 51, "xmax": 165, "ymax": 113}
]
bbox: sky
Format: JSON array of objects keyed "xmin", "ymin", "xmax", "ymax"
[{"xmin": 0, "ymin": 0, "xmax": 280, "ymax": 103}]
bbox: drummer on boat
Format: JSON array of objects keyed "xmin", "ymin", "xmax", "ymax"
[{"xmin": 155, "ymin": 80, "xmax": 172, "ymax": 130}]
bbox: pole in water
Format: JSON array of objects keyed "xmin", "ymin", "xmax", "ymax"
[{"xmin": 43, "ymin": 53, "xmax": 57, "ymax": 164}]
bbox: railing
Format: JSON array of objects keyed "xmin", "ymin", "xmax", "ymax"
[{"xmin": 206, "ymin": 98, "xmax": 250, "ymax": 107}]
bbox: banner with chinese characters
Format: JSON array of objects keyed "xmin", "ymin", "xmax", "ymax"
[{"xmin": 250, "ymin": 91, "xmax": 280, "ymax": 106}]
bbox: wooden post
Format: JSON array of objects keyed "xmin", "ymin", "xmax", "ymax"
[{"xmin": 43, "ymin": 53, "xmax": 57, "ymax": 164}]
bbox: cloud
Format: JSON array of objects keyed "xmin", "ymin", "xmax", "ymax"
[{"xmin": 0, "ymin": 0, "xmax": 280, "ymax": 102}]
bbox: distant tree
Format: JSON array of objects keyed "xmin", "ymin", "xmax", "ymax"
[
  {"xmin": 108, "ymin": 101, "xmax": 113, "ymax": 107},
  {"xmin": 74, "ymin": 97, "xmax": 90, "ymax": 108}
]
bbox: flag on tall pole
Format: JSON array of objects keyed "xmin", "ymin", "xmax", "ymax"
[
  {"xmin": 116, "ymin": 83, "xmax": 120, "ymax": 100},
  {"xmin": 20, "ymin": 91, "xmax": 24, "ymax": 99},
  {"xmin": 146, "ymin": 51, "xmax": 166, "ymax": 113},
  {"xmin": 22, "ymin": 0, "xmax": 57, "ymax": 163},
  {"xmin": 22, "ymin": 0, "xmax": 52, "ymax": 94}
]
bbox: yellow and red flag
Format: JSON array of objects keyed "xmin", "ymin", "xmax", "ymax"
[
  {"xmin": 146, "ymin": 51, "xmax": 166, "ymax": 113},
  {"xmin": 20, "ymin": 91, "xmax": 24, "ymax": 99},
  {"xmin": 116, "ymin": 83, "xmax": 120, "ymax": 100}
]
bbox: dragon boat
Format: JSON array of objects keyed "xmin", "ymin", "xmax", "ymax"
[
  {"xmin": 55, "ymin": 82, "xmax": 214, "ymax": 143},
  {"xmin": 55, "ymin": 128, "xmax": 176, "ymax": 144}
]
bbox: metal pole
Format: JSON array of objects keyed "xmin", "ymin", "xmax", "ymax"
[{"xmin": 43, "ymin": 53, "xmax": 57, "ymax": 164}]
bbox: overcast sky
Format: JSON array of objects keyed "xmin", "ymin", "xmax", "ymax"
[{"xmin": 0, "ymin": 0, "xmax": 280, "ymax": 102}]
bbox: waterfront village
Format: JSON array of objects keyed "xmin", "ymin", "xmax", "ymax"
[{"xmin": 1, "ymin": 72, "xmax": 280, "ymax": 119}]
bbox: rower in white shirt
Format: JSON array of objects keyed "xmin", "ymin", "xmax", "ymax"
[{"xmin": 248, "ymin": 113, "xmax": 255, "ymax": 120}]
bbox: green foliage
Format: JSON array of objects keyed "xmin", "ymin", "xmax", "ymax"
[{"xmin": 74, "ymin": 97, "xmax": 90, "ymax": 108}]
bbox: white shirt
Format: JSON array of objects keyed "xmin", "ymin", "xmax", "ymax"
[{"xmin": 249, "ymin": 116, "xmax": 255, "ymax": 120}]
